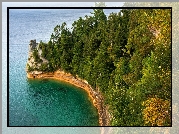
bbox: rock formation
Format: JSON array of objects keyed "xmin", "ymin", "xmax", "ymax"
[
  {"xmin": 26, "ymin": 39, "xmax": 110, "ymax": 126},
  {"xmin": 26, "ymin": 39, "xmax": 49, "ymax": 73}
]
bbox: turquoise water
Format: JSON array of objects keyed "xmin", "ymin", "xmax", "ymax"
[
  {"xmin": 9, "ymin": 41, "xmax": 99, "ymax": 126},
  {"xmin": 10, "ymin": 78, "xmax": 99, "ymax": 126},
  {"xmin": 9, "ymin": 9, "xmax": 100, "ymax": 126},
  {"xmin": 9, "ymin": 9, "xmax": 120, "ymax": 127}
]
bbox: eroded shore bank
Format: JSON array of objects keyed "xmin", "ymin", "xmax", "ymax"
[{"xmin": 27, "ymin": 69, "xmax": 110, "ymax": 126}]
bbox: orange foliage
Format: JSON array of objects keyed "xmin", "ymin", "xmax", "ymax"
[{"xmin": 142, "ymin": 97, "xmax": 171, "ymax": 126}]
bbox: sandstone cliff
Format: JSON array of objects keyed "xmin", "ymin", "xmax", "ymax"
[
  {"xmin": 26, "ymin": 40, "xmax": 111, "ymax": 126},
  {"xmin": 26, "ymin": 39, "xmax": 49, "ymax": 72}
]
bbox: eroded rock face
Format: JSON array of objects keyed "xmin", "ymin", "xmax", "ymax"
[
  {"xmin": 26, "ymin": 40, "xmax": 110, "ymax": 126},
  {"xmin": 26, "ymin": 39, "xmax": 49, "ymax": 72}
]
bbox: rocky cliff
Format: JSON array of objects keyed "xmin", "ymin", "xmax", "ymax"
[
  {"xmin": 26, "ymin": 39, "xmax": 49, "ymax": 72},
  {"xmin": 26, "ymin": 40, "xmax": 110, "ymax": 126}
]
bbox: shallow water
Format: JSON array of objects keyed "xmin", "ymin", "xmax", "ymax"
[
  {"xmin": 9, "ymin": 78, "xmax": 99, "ymax": 126},
  {"xmin": 9, "ymin": 9, "xmax": 99, "ymax": 126},
  {"xmin": 9, "ymin": 8, "xmax": 120, "ymax": 126}
]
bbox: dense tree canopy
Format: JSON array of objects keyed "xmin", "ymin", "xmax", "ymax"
[{"xmin": 28, "ymin": 9, "xmax": 171, "ymax": 126}]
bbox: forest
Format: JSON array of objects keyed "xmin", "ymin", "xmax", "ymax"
[{"xmin": 27, "ymin": 8, "xmax": 171, "ymax": 126}]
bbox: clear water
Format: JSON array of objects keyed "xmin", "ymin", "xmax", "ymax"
[
  {"xmin": 9, "ymin": 9, "xmax": 120, "ymax": 126},
  {"xmin": 9, "ymin": 78, "xmax": 99, "ymax": 126}
]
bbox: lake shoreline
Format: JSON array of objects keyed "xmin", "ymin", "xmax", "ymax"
[{"xmin": 27, "ymin": 69, "xmax": 111, "ymax": 126}]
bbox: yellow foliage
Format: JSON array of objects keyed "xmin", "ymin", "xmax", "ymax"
[{"xmin": 142, "ymin": 97, "xmax": 171, "ymax": 126}]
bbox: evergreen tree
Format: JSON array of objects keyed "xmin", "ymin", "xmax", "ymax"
[{"xmin": 28, "ymin": 8, "xmax": 171, "ymax": 126}]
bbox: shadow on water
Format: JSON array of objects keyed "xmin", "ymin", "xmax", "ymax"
[
  {"xmin": 26, "ymin": 78, "xmax": 49, "ymax": 85},
  {"xmin": 40, "ymin": 79, "xmax": 49, "ymax": 83},
  {"xmin": 27, "ymin": 80, "xmax": 68, "ymax": 97},
  {"xmin": 58, "ymin": 87, "xmax": 67, "ymax": 93}
]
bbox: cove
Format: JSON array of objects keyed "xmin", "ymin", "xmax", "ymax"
[{"xmin": 10, "ymin": 79, "xmax": 99, "ymax": 126}]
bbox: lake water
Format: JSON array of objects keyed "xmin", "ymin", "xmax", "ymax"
[{"xmin": 9, "ymin": 8, "xmax": 120, "ymax": 126}]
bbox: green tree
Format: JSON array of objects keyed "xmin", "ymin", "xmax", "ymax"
[{"xmin": 30, "ymin": 8, "xmax": 171, "ymax": 126}]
